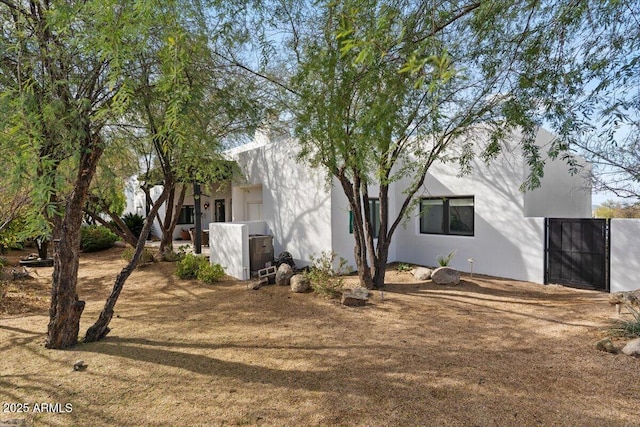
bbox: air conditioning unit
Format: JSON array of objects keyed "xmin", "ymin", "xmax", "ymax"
[{"xmin": 248, "ymin": 234, "xmax": 274, "ymax": 273}]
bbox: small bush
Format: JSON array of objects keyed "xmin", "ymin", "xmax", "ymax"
[
  {"xmin": 436, "ymin": 250, "xmax": 456, "ymax": 267},
  {"xmin": 396, "ymin": 262, "xmax": 412, "ymax": 272},
  {"xmin": 0, "ymin": 257, "xmax": 7, "ymax": 268},
  {"xmin": 305, "ymin": 251, "xmax": 351, "ymax": 298},
  {"xmin": 122, "ymin": 213, "xmax": 145, "ymax": 239},
  {"xmin": 175, "ymin": 254, "xmax": 207, "ymax": 279},
  {"xmin": 121, "ymin": 247, "xmax": 155, "ymax": 265},
  {"xmin": 80, "ymin": 226, "xmax": 118, "ymax": 252},
  {"xmin": 197, "ymin": 263, "xmax": 225, "ymax": 284},
  {"xmin": 610, "ymin": 306, "xmax": 640, "ymax": 338}
]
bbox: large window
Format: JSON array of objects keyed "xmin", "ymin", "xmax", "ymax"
[
  {"xmin": 420, "ymin": 197, "xmax": 474, "ymax": 236},
  {"xmin": 177, "ymin": 205, "xmax": 195, "ymax": 224},
  {"xmin": 349, "ymin": 198, "xmax": 381, "ymax": 238}
]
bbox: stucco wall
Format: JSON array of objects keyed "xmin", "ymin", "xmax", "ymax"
[
  {"xmin": 392, "ymin": 141, "xmax": 547, "ymax": 283},
  {"xmin": 209, "ymin": 223, "xmax": 249, "ymax": 280},
  {"xmin": 523, "ymin": 128, "xmax": 592, "ymax": 218},
  {"xmin": 231, "ymin": 138, "xmax": 333, "ymax": 267},
  {"xmin": 610, "ymin": 219, "xmax": 640, "ymax": 293}
]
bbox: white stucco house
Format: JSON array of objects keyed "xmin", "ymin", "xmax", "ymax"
[{"xmin": 191, "ymin": 126, "xmax": 595, "ymax": 287}]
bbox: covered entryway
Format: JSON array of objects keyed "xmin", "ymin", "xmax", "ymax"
[{"xmin": 544, "ymin": 218, "xmax": 610, "ymax": 291}]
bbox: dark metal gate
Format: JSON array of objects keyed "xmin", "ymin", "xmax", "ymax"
[{"xmin": 544, "ymin": 218, "xmax": 610, "ymax": 291}]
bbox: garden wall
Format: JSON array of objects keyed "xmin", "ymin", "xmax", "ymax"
[
  {"xmin": 610, "ymin": 219, "xmax": 640, "ymax": 293},
  {"xmin": 209, "ymin": 223, "xmax": 249, "ymax": 280}
]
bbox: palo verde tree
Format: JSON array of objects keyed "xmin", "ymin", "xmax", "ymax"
[
  {"xmin": 259, "ymin": 0, "xmax": 624, "ymax": 289},
  {"xmin": 81, "ymin": 2, "xmax": 262, "ymax": 258}
]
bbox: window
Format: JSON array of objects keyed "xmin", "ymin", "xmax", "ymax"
[
  {"xmin": 177, "ymin": 205, "xmax": 195, "ymax": 224},
  {"xmin": 420, "ymin": 197, "xmax": 474, "ymax": 236},
  {"xmin": 349, "ymin": 198, "xmax": 381, "ymax": 238}
]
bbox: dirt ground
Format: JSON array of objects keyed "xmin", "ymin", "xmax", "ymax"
[{"xmin": 1, "ymin": 246, "xmax": 639, "ymax": 427}]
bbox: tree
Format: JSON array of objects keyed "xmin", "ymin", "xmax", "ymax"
[
  {"xmin": 257, "ymin": 0, "xmax": 620, "ymax": 289},
  {"xmin": 0, "ymin": 0, "xmax": 246, "ymax": 348}
]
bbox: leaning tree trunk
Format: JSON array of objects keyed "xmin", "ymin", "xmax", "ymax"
[
  {"xmin": 46, "ymin": 143, "xmax": 104, "ymax": 349},
  {"xmin": 84, "ymin": 186, "xmax": 171, "ymax": 342}
]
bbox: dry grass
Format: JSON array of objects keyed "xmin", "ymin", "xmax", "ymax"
[{"xmin": 1, "ymin": 247, "xmax": 639, "ymax": 426}]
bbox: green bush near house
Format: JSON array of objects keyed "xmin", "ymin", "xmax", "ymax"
[
  {"xmin": 80, "ymin": 225, "xmax": 118, "ymax": 252},
  {"xmin": 176, "ymin": 253, "xmax": 225, "ymax": 283},
  {"xmin": 122, "ymin": 213, "xmax": 145, "ymax": 239}
]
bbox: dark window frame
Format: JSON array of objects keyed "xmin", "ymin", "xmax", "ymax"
[
  {"xmin": 419, "ymin": 196, "xmax": 474, "ymax": 236},
  {"xmin": 349, "ymin": 198, "xmax": 382, "ymax": 239},
  {"xmin": 177, "ymin": 205, "xmax": 195, "ymax": 225}
]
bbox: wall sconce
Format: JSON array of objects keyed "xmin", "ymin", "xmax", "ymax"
[{"xmin": 203, "ymin": 202, "xmax": 210, "ymax": 210}]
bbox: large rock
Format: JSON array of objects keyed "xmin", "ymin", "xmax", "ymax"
[
  {"xmin": 411, "ymin": 267, "xmax": 432, "ymax": 281},
  {"xmin": 621, "ymin": 338, "xmax": 640, "ymax": 357},
  {"xmin": 431, "ymin": 267, "xmax": 460, "ymax": 285},
  {"xmin": 276, "ymin": 264, "xmax": 294, "ymax": 286},
  {"xmin": 341, "ymin": 287, "xmax": 369, "ymax": 307},
  {"xmin": 290, "ymin": 275, "xmax": 310, "ymax": 293},
  {"xmin": 609, "ymin": 289, "xmax": 640, "ymax": 314}
]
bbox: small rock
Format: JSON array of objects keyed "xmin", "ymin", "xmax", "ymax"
[
  {"xmin": 276, "ymin": 264, "xmax": 294, "ymax": 286},
  {"xmin": 113, "ymin": 240, "xmax": 127, "ymax": 248},
  {"xmin": 595, "ymin": 338, "xmax": 617, "ymax": 353},
  {"xmin": 341, "ymin": 287, "xmax": 369, "ymax": 307},
  {"xmin": 411, "ymin": 267, "xmax": 432, "ymax": 281},
  {"xmin": 73, "ymin": 360, "xmax": 88, "ymax": 371},
  {"xmin": 290, "ymin": 275, "xmax": 310, "ymax": 293},
  {"xmin": 621, "ymin": 337, "xmax": 640, "ymax": 357},
  {"xmin": 431, "ymin": 267, "xmax": 460, "ymax": 285}
]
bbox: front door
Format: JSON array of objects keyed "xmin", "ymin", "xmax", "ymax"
[{"xmin": 214, "ymin": 199, "xmax": 226, "ymax": 222}]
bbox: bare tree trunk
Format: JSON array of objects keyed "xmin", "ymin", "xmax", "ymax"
[
  {"xmin": 46, "ymin": 141, "xmax": 104, "ymax": 349},
  {"xmin": 84, "ymin": 185, "xmax": 171, "ymax": 342},
  {"xmin": 337, "ymin": 172, "xmax": 374, "ymax": 288},
  {"xmin": 159, "ymin": 182, "xmax": 186, "ymax": 255}
]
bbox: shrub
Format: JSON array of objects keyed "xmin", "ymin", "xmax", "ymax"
[
  {"xmin": 610, "ymin": 306, "xmax": 640, "ymax": 338},
  {"xmin": 122, "ymin": 213, "xmax": 145, "ymax": 239},
  {"xmin": 80, "ymin": 226, "xmax": 118, "ymax": 252},
  {"xmin": 175, "ymin": 254, "xmax": 207, "ymax": 279},
  {"xmin": 197, "ymin": 263, "xmax": 225, "ymax": 284},
  {"xmin": 436, "ymin": 250, "xmax": 456, "ymax": 267},
  {"xmin": 121, "ymin": 247, "xmax": 155, "ymax": 265},
  {"xmin": 396, "ymin": 262, "xmax": 412, "ymax": 272},
  {"xmin": 304, "ymin": 251, "xmax": 351, "ymax": 298}
]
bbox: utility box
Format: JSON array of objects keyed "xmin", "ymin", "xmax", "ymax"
[{"xmin": 248, "ymin": 235, "xmax": 274, "ymax": 273}]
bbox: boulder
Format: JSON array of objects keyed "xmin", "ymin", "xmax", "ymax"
[
  {"xmin": 341, "ymin": 287, "xmax": 369, "ymax": 307},
  {"xmin": 431, "ymin": 267, "xmax": 460, "ymax": 285},
  {"xmin": 411, "ymin": 267, "xmax": 432, "ymax": 281},
  {"xmin": 609, "ymin": 289, "xmax": 640, "ymax": 314},
  {"xmin": 290, "ymin": 275, "xmax": 310, "ymax": 293},
  {"xmin": 621, "ymin": 338, "xmax": 640, "ymax": 357},
  {"xmin": 276, "ymin": 264, "xmax": 294, "ymax": 286}
]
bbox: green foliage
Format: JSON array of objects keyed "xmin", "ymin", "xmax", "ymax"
[
  {"xmin": 175, "ymin": 253, "xmax": 224, "ymax": 283},
  {"xmin": 437, "ymin": 250, "xmax": 456, "ymax": 267},
  {"xmin": 304, "ymin": 251, "xmax": 351, "ymax": 298},
  {"xmin": 396, "ymin": 262, "xmax": 412, "ymax": 272},
  {"xmin": 0, "ymin": 257, "xmax": 7, "ymax": 268},
  {"xmin": 197, "ymin": 263, "xmax": 226, "ymax": 284},
  {"xmin": 610, "ymin": 306, "xmax": 640, "ymax": 338},
  {"xmin": 121, "ymin": 247, "xmax": 155, "ymax": 265},
  {"xmin": 80, "ymin": 226, "xmax": 118, "ymax": 253},
  {"xmin": 122, "ymin": 213, "xmax": 145, "ymax": 239}
]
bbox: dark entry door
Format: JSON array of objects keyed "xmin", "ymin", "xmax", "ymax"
[
  {"xmin": 545, "ymin": 218, "xmax": 610, "ymax": 291},
  {"xmin": 214, "ymin": 199, "xmax": 226, "ymax": 222}
]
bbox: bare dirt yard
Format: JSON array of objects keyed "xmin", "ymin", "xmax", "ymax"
[{"xmin": 1, "ymin": 246, "xmax": 639, "ymax": 426}]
